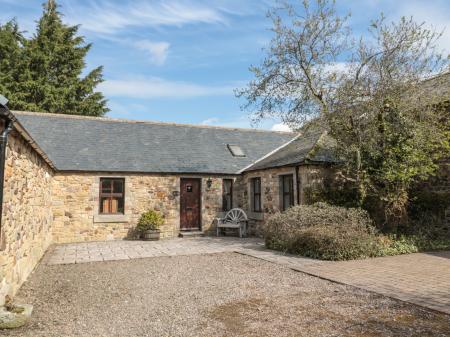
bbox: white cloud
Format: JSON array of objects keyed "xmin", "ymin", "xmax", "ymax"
[
  {"xmin": 201, "ymin": 117, "xmax": 220, "ymax": 125},
  {"xmin": 343, "ymin": 0, "xmax": 450, "ymax": 52},
  {"xmin": 199, "ymin": 116, "xmax": 291, "ymax": 131},
  {"xmin": 395, "ymin": 1, "xmax": 450, "ymax": 52},
  {"xmin": 271, "ymin": 123, "xmax": 292, "ymax": 132},
  {"xmin": 63, "ymin": 0, "xmax": 227, "ymax": 34},
  {"xmin": 200, "ymin": 116, "xmax": 253, "ymax": 129},
  {"xmin": 134, "ymin": 40, "xmax": 170, "ymax": 66},
  {"xmin": 99, "ymin": 77, "xmax": 234, "ymax": 98},
  {"xmin": 323, "ymin": 62, "xmax": 352, "ymax": 75}
]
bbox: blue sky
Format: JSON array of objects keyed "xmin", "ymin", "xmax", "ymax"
[{"xmin": 1, "ymin": 0, "xmax": 449, "ymax": 130}]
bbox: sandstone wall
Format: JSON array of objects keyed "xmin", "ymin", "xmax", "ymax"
[
  {"xmin": 240, "ymin": 165, "xmax": 331, "ymax": 235},
  {"xmin": 297, "ymin": 165, "xmax": 335, "ymax": 204},
  {"xmin": 240, "ymin": 166, "xmax": 298, "ymax": 235},
  {"xmin": 52, "ymin": 173, "xmax": 237, "ymax": 243},
  {"xmin": 0, "ymin": 131, "xmax": 54, "ymax": 305}
]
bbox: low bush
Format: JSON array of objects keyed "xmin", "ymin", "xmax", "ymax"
[
  {"xmin": 378, "ymin": 233, "xmax": 450, "ymax": 256},
  {"xmin": 136, "ymin": 210, "xmax": 164, "ymax": 232},
  {"xmin": 264, "ymin": 203, "xmax": 384, "ymax": 260},
  {"xmin": 377, "ymin": 235, "xmax": 418, "ymax": 256},
  {"xmin": 264, "ymin": 202, "xmax": 450, "ymax": 261}
]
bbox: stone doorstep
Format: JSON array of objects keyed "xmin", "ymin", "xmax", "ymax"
[{"xmin": 178, "ymin": 231, "xmax": 205, "ymax": 238}]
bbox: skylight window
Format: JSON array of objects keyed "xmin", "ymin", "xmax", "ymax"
[{"xmin": 227, "ymin": 144, "xmax": 246, "ymax": 157}]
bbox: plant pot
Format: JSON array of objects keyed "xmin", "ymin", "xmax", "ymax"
[{"xmin": 142, "ymin": 230, "xmax": 160, "ymax": 241}]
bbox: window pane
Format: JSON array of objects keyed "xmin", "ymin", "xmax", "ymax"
[
  {"xmin": 223, "ymin": 179, "xmax": 233, "ymax": 211},
  {"xmin": 101, "ymin": 179, "xmax": 112, "ymax": 193},
  {"xmin": 227, "ymin": 144, "xmax": 246, "ymax": 157},
  {"xmin": 113, "ymin": 179, "xmax": 124, "ymax": 194},
  {"xmin": 280, "ymin": 175, "xmax": 294, "ymax": 211},
  {"xmin": 100, "ymin": 178, "xmax": 125, "ymax": 214},
  {"xmin": 223, "ymin": 180, "xmax": 231, "ymax": 194},
  {"xmin": 114, "ymin": 196, "xmax": 124, "ymax": 213},
  {"xmin": 100, "ymin": 197, "xmax": 110, "ymax": 213},
  {"xmin": 254, "ymin": 195, "xmax": 261, "ymax": 212},
  {"xmin": 284, "ymin": 194, "xmax": 291, "ymax": 210},
  {"xmin": 253, "ymin": 178, "xmax": 260, "ymax": 193},
  {"xmin": 100, "ymin": 197, "xmax": 124, "ymax": 214},
  {"xmin": 283, "ymin": 176, "xmax": 291, "ymax": 192},
  {"xmin": 223, "ymin": 195, "xmax": 231, "ymax": 211}
]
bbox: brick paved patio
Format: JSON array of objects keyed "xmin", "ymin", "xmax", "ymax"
[
  {"xmin": 291, "ymin": 251, "xmax": 450, "ymax": 314},
  {"xmin": 244, "ymin": 249, "xmax": 450, "ymax": 315},
  {"xmin": 43, "ymin": 238, "xmax": 450, "ymax": 315}
]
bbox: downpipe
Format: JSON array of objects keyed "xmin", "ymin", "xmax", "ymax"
[{"xmin": 0, "ymin": 119, "xmax": 13, "ymax": 231}]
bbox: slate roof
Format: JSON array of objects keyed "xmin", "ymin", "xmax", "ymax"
[
  {"xmin": 418, "ymin": 72, "xmax": 450, "ymax": 99},
  {"xmin": 12, "ymin": 111, "xmax": 297, "ymax": 174},
  {"xmin": 244, "ymin": 129, "xmax": 336, "ymax": 171}
]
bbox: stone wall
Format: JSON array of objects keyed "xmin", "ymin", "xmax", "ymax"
[
  {"xmin": 0, "ymin": 131, "xmax": 54, "ymax": 305},
  {"xmin": 52, "ymin": 173, "xmax": 237, "ymax": 243},
  {"xmin": 239, "ymin": 166, "xmax": 297, "ymax": 235},
  {"xmin": 297, "ymin": 165, "xmax": 335, "ymax": 204},
  {"xmin": 240, "ymin": 165, "xmax": 332, "ymax": 235}
]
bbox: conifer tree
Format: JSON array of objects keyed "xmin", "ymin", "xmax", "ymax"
[
  {"xmin": 1, "ymin": 0, "xmax": 108, "ymax": 116},
  {"xmin": 0, "ymin": 20, "xmax": 28, "ymax": 107}
]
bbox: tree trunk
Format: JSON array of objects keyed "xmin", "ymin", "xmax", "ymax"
[{"xmin": 355, "ymin": 148, "xmax": 366, "ymax": 207}]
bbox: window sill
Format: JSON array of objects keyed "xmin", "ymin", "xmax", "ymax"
[{"xmin": 93, "ymin": 214, "xmax": 129, "ymax": 223}]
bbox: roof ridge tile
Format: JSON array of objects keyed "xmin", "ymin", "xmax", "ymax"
[{"xmin": 11, "ymin": 110, "xmax": 296, "ymax": 135}]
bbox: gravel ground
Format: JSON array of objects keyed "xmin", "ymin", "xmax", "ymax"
[{"xmin": 3, "ymin": 252, "xmax": 450, "ymax": 337}]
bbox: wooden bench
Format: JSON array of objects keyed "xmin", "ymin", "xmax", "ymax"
[{"xmin": 216, "ymin": 208, "xmax": 248, "ymax": 238}]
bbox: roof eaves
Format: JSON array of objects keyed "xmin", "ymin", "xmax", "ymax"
[
  {"xmin": 238, "ymin": 133, "xmax": 301, "ymax": 174},
  {"xmin": 305, "ymin": 130, "xmax": 327, "ymax": 161},
  {"xmin": 243, "ymin": 162, "xmax": 300, "ymax": 173},
  {"xmin": 13, "ymin": 119, "xmax": 57, "ymax": 171},
  {"xmin": 0, "ymin": 106, "xmax": 18, "ymax": 123}
]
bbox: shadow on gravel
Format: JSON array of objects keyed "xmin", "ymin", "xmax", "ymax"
[{"xmin": 202, "ymin": 292, "xmax": 450, "ymax": 337}]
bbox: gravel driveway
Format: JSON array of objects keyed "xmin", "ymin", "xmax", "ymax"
[{"xmin": 4, "ymin": 253, "xmax": 450, "ymax": 337}]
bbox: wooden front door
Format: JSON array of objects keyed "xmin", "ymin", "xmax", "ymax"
[{"xmin": 180, "ymin": 178, "xmax": 201, "ymax": 230}]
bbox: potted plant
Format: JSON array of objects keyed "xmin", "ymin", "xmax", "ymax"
[{"xmin": 136, "ymin": 210, "xmax": 164, "ymax": 241}]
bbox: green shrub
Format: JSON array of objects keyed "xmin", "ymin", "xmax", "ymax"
[
  {"xmin": 264, "ymin": 203, "xmax": 384, "ymax": 260},
  {"xmin": 408, "ymin": 190, "xmax": 450, "ymax": 219},
  {"xmin": 379, "ymin": 233, "xmax": 450, "ymax": 256},
  {"xmin": 136, "ymin": 210, "xmax": 164, "ymax": 232},
  {"xmin": 406, "ymin": 190, "xmax": 450, "ymax": 236},
  {"xmin": 378, "ymin": 235, "xmax": 418, "ymax": 256},
  {"xmin": 265, "ymin": 202, "xmax": 450, "ymax": 260}
]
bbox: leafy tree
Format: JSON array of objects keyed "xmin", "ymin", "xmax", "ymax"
[
  {"xmin": 1, "ymin": 0, "xmax": 108, "ymax": 116},
  {"xmin": 238, "ymin": 0, "xmax": 449, "ymax": 230}
]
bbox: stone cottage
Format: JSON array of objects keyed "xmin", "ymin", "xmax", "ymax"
[
  {"xmin": 0, "ymin": 108, "xmax": 333, "ymax": 304},
  {"xmin": 1, "ymin": 71, "xmax": 447, "ymax": 305}
]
